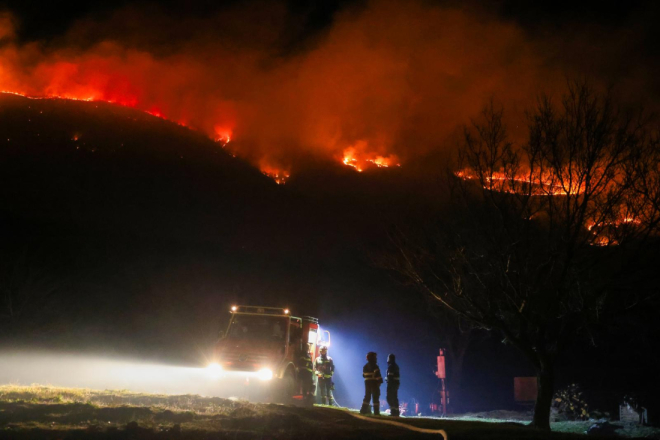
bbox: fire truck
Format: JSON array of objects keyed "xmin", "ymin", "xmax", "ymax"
[{"xmin": 207, "ymin": 305, "xmax": 330, "ymax": 402}]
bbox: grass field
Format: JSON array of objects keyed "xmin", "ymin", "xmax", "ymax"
[{"xmin": 0, "ymin": 385, "xmax": 656, "ymax": 439}]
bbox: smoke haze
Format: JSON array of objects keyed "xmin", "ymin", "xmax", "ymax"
[{"xmin": 1, "ymin": 1, "xmax": 657, "ymax": 176}]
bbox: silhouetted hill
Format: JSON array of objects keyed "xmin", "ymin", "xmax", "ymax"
[
  {"xmin": 0, "ymin": 93, "xmax": 439, "ymax": 346},
  {"xmin": 0, "ymin": 94, "xmax": 284, "ymax": 246},
  {"xmin": 2, "ymin": 94, "xmax": 658, "ymax": 415},
  {"xmin": 0, "ymin": 93, "xmax": 454, "ymax": 409}
]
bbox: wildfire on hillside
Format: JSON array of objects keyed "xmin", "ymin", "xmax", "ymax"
[
  {"xmin": 213, "ymin": 125, "xmax": 233, "ymax": 146},
  {"xmin": 455, "ymin": 168, "xmax": 585, "ymax": 196},
  {"xmin": 2, "ymin": 89, "xmax": 405, "ymax": 183},
  {"xmin": 260, "ymin": 164, "xmax": 290, "ymax": 185},
  {"xmin": 1, "ymin": 0, "xmax": 575, "ymax": 185},
  {"xmin": 342, "ymin": 145, "xmax": 400, "ymax": 173},
  {"xmin": 455, "ymin": 167, "xmax": 647, "ymax": 246},
  {"xmin": 1, "ymin": 88, "xmax": 402, "ymax": 182}
]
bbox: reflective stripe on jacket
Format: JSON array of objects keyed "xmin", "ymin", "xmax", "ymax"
[
  {"xmin": 314, "ymin": 355, "xmax": 334, "ymax": 378},
  {"xmin": 387, "ymin": 362, "xmax": 400, "ymax": 382},
  {"xmin": 363, "ymin": 362, "xmax": 383, "ymax": 382},
  {"xmin": 299, "ymin": 355, "xmax": 313, "ymax": 373}
]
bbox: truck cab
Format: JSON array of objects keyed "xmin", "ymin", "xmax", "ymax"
[{"xmin": 210, "ymin": 305, "xmax": 329, "ymax": 401}]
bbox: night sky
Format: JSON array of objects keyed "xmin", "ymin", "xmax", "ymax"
[{"xmin": 1, "ymin": 0, "xmax": 659, "ymax": 415}]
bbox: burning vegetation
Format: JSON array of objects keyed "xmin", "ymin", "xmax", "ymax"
[
  {"xmin": 2, "ymin": 1, "xmax": 656, "ymax": 184},
  {"xmin": 376, "ymin": 82, "xmax": 660, "ymax": 430},
  {"xmin": 0, "ymin": 2, "xmax": 585, "ymax": 182},
  {"xmin": 342, "ymin": 144, "xmax": 400, "ymax": 173},
  {"xmin": 454, "ymin": 89, "xmax": 660, "ymax": 247}
]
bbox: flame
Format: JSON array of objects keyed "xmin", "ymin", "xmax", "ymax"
[
  {"xmin": 342, "ymin": 148, "xmax": 363, "ymax": 172},
  {"xmin": 593, "ymin": 236, "xmax": 618, "ymax": 247},
  {"xmin": 260, "ymin": 164, "xmax": 290, "ymax": 185},
  {"xmin": 2, "ymin": 88, "xmax": 401, "ymax": 181},
  {"xmin": 455, "ymin": 168, "xmax": 585, "ymax": 196},
  {"xmin": 341, "ymin": 144, "xmax": 400, "ymax": 173},
  {"xmin": 1, "ymin": 90, "xmax": 262, "ymax": 175},
  {"xmin": 213, "ymin": 125, "xmax": 233, "ymax": 146},
  {"xmin": 367, "ymin": 156, "xmax": 399, "ymax": 168},
  {"xmin": 456, "ymin": 167, "xmax": 646, "ymax": 246},
  {"xmin": 146, "ymin": 107, "xmax": 163, "ymax": 118},
  {"xmin": 586, "ymin": 217, "xmax": 641, "ymax": 231}
]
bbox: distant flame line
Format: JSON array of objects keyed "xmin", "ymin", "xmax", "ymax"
[
  {"xmin": 456, "ymin": 167, "xmax": 646, "ymax": 246},
  {"xmin": 3, "ymin": 90, "xmax": 400, "ymax": 183}
]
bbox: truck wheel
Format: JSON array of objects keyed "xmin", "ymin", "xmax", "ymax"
[{"xmin": 277, "ymin": 371, "xmax": 296, "ymax": 404}]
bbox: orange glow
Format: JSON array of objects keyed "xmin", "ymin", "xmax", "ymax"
[
  {"xmin": 0, "ymin": 2, "xmax": 563, "ymax": 183},
  {"xmin": 456, "ymin": 167, "xmax": 647, "ymax": 246},
  {"xmin": 455, "ymin": 168, "xmax": 585, "ymax": 196},
  {"xmin": 146, "ymin": 107, "xmax": 163, "ymax": 118},
  {"xmin": 342, "ymin": 148, "xmax": 363, "ymax": 172},
  {"xmin": 341, "ymin": 144, "xmax": 400, "ymax": 173},
  {"xmin": 593, "ymin": 236, "xmax": 619, "ymax": 247},
  {"xmin": 213, "ymin": 125, "xmax": 233, "ymax": 146},
  {"xmin": 260, "ymin": 164, "xmax": 290, "ymax": 185},
  {"xmin": 587, "ymin": 217, "xmax": 641, "ymax": 232}
]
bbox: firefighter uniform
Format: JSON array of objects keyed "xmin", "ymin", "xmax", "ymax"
[
  {"xmin": 361, "ymin": 352, "xmax": 383, "ymax": 415},
  {"xmin": 314, "ymin": 347, "xmax": 335, "ymax": 405},
  {"xmin": 386, "ymin": 353, "xmax": 400, "ymax": 416},
  {"xmin": 298, "ymin": 349, "xmax": 314, "ymax": 405}
]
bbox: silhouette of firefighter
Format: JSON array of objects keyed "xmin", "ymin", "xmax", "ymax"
[
  {"xmin": 386, "ymin": 353, "xmax": 400, "ymax": 416},
  {"xmin": 361, "ymin": 351, "xmax": 383, "ymax": 415},
  {"xmin": 314, "ymin": 345, "xmax": 335, "ymax": 405},
  {"xmin": 297, "ymin": 347, "xmax": 315, "ymax": 405}
]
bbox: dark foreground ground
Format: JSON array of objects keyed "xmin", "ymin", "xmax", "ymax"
[{"xmin": 1, "ymin": 386, "xmax": 657, "ymax": 440}]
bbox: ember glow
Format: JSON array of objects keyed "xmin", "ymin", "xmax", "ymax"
[
  {"xmin": 455, "ymin": 168, "xmax": 585, "ymax": 196},
  {"xmin": 1, "ymin": 1, "xmax": 657, "ymax": 184},
  {"xmin": 342, "ymin": 144, "xmax": 400, "ymax": 173},
  {"xmin": 586, "ymin": 217, "xmax": 643, "ymax": 246},
  {"xmin": 260, "ymin": 164, "xmax": 290, "ymax": 185},
  {"xmin": 214, "ymin": 125, "xmax": 233, "ymax": 146},
  {"xmin": 456, "ymin": 166, "xmax": 650, "ymax": 246}
]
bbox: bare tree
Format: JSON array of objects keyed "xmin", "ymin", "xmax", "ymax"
[{"xmin": 378, "ymin": 82, "xmax": 660, "ymax": 429}]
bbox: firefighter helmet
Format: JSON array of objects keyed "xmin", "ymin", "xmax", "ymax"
[
  {"xmin": 319, "ymin": 346, "xmax": 328, "ymax": 354},
  {"xmin": 387, "ymin": 353, "xmax": 395, "ymax": 363},
  {"xmin": 366, "ymin": 351, "xmax": 377, "ymax": 362}
]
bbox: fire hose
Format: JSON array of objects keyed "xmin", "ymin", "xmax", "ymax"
[
  {"xmin": 325, "ymin": 405, "xmax": 449, "ymax": 439},
  {"xmin": 324, "ymin": 387, "xmax": 448, "ymax": 439}
]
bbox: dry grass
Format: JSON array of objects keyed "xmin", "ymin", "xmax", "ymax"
[
  {"xmin": 1, "ymin": 385, "xmax": 655, "ymax": 439},
  {"xmin": 0, "ymin": 384, "xmax": 251, "ymax": 415}
]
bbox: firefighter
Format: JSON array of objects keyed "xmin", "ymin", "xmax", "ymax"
[
  {"xmin": 314, "ymin": 345, "xmax": 334, "ymax": 405},
  {"xmin": 361, "ymin": 351, "xmax": 383, "ymax": 415},
  {"xmin": 297, "ymin": 348, "xmax": 315, "ymax": 406},
  {"xmin": 386, "ymin": 353, "xmax": 400, "ymax": 416}
]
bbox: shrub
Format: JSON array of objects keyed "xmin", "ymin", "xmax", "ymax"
[{"xmin": 552, "ymin": 384, "xmax": 590, "ymax": 421}]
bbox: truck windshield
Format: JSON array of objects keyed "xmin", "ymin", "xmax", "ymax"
[{"xmin": 227, "ymin": 315, "xmax": 288, "ymax": 341}]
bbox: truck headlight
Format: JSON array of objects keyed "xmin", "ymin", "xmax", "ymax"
[
  {"xmin": 257, "ymin": 368, "xmax": 273, "ymax": 381},
  {"xmin": 206, "ymin": 363, "xmax": 223, "ymax": 378}
]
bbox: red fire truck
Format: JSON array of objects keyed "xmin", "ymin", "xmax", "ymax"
[{"xmin": 207, "ymin": 305, "xmax": 330, "ymax": 401}]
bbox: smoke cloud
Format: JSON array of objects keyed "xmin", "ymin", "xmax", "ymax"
[{"xmin": 0, "ymin": 1, "xmax": 656, "ymax": 176}]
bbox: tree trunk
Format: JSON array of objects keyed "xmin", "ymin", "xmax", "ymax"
[
  {"xmin": 448, "ymin": 355, "xmax": 464, "ymax": 412},
  {"xmin": 531, "ymin": 359, "xmax": 555, "ymax": 430},
  {"xmin": 447, "ymin": 333, "xmax": 470, "ymax": 412}
]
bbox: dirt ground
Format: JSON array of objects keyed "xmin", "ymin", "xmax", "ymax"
[{"xmin": 0, "ymin": 385, "xmax": 655, "ymax": 440}]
